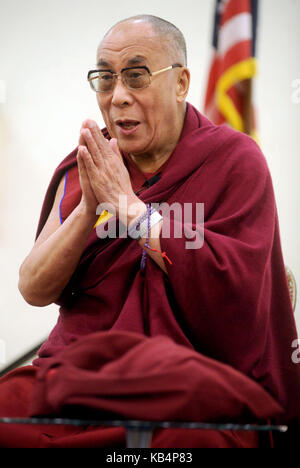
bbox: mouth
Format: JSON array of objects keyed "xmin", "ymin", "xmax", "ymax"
[{"xmin": 115, "ymin": 119, "xmax": 141, "ymax": 135}]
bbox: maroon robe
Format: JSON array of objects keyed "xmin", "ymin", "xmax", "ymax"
[{"xmin": 0, "ymin": 103, "xmax": 299, "ymax": 447}]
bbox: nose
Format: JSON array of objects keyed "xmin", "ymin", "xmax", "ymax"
[{"xmin": 111, "ymin": 75, "xmax": 134, "ymax": 107}]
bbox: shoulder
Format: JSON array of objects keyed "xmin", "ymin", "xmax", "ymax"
[
  {"xmin": 188, "ymin": 107, "xmax": 269, "ymax": 181},
  {"xmin": 209, "ymin": 125, "xmax": 270, "ymax": 182}
]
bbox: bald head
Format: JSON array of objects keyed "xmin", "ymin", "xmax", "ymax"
[{"xmin": 102, "ymin": 15, "xmax": 187, "ymax": 67}]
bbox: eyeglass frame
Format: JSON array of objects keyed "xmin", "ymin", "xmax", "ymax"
[{"xmin": 87, "ymin": 63, "xmax": 183, "ymax": 93}]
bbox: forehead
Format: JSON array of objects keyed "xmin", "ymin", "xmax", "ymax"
[{"xmin": 97, "ymin": 21, "xmax": 167, "ymax": 67}]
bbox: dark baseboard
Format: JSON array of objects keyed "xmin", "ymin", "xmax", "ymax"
[{"xmin": 0, "ymin": 341, "xmax": 45, "ymax": 378}]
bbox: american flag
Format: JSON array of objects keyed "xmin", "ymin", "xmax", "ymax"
[{"xmin": 204, "ymin": 0, "xmax": 259, "ymax": 139}]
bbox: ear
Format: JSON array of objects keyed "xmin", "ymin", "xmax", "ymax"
[{"xmin": 176, "ymin": 68, "xmax": 190, "ymax": 103}]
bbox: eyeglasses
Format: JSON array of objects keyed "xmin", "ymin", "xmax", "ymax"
[{"xmin": 87, "ymin": 64, "xmax": 183, "ymax": 93}]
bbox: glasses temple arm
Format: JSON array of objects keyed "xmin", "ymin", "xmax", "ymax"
[{"xmin": 151, "ymin": 66, "xmax": 173, "ymax": 77}]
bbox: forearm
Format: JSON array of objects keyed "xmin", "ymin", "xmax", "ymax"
[{"xmin": 19, "ymin": 204, "xmax": 98, "ymax": 306}]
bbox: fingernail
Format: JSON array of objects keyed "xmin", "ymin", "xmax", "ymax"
[
  {"xmin": 88, "ymin": 120, "xmax": 97, "ymax": 129},
  {"xmin": 81, "ymin": 128, "xmax": 91, "ymax": 137}
]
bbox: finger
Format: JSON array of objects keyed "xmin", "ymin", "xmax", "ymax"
[
  {"xmin": 83, "ymin": 119, "xmax": 110, "ymax": 154},
  {"xmin": 78, "ymin": 132, "xmax": 86, "ymax": 146},
  {"xmin": 77, "ymin": 146, "xmax": 85, "ymax": 172},
  {"xmin": 77, "ymin": 146, "xmax": 90, "ymax": 187},
  {"xmin": 109, "ymin": 138, "xmax": 123, "ymax": 162},
  {"xmin": 80, "ymin": 144, "xmax": 100, "ymax": 182},
  {"xmin": 79, "ymin": 120, "xmax": 92, "ymax": 146},
  {"xmin": 80, "ymin": 128, "xmax": 103, "ymax": 170}
]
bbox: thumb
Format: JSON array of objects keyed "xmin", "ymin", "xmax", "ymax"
[{"xmin": 109, "ymin": 138, "xmax": 122, "ymax": 161}]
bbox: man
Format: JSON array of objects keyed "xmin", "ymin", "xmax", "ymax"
[{"xmin": 0, "ymin": 15, "xmax": 299, "ymax": 448}]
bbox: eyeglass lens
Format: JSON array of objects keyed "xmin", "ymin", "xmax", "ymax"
[{"xmin": 89, "ymin": 68, "xmax": 151, "ymax": 92}]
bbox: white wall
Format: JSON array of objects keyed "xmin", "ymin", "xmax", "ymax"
[{"xmin": 0, "ymin": 0, "xmax": 299, "ymax": 370}]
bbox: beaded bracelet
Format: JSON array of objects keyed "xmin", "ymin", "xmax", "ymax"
[
  {"xmin": 127, "ymin": 204, "xmax": 172, "ymax": 271},
  {"xmin": 128, "ymin": 205, "xmax": 156, "ymax": 239},
  {"xmin": 128, "ymin": 206, "xmax": 162, "ymax": 240}
]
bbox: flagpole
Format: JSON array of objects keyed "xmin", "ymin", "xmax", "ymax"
[{"xmin": 237, "ymin": 78, "xmax": 252, "ymax": 136}]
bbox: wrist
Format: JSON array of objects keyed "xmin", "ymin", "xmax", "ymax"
[
  {"xmin": 119, "ymin": 195, "xmax": 147, "ymax": 227},
  {"xmin": 128, "ymin": 202, "xmax": 147, "ymax": 225},
  {"xmin": 128, "ymin": 204, "xmax": 163, "ymax": 241},
  {"xmin": 77, "ymin": 199, "xmax": 99, "ymax": 223}
]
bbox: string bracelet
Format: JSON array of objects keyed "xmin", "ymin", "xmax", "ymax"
[
  {"xmin": 142, "ymin": 244, "xmax": 173, "ymax": 266},
  {"xmin": 127, "ymin": 203, "xmax": 172, "ymax": 270},
  {"xmin": 140, "ymin": 203, "xmax": 151, "ymax": 271},
  {"xmin": 140, "ymin": 204, "xmax": 173, "ymax": 270}
]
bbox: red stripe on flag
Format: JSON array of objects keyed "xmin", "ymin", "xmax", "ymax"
[
  {"xmin": 204, "ymin": 54, "xmax": 219, "ymax": 110},
  {"xmin": 220, "ymin": 0, "xmax": 251, "ymax": 26},
  {"xmin": 220, "ymin": 39, "xmax": 252, "ymax": 73},
  {"xmin": 205, "ymin": 39, "xmax": 253, "ymax": 110}
]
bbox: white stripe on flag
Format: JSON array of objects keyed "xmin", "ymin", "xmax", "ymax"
[{"xmin": 219, "ymin": 12, "xmax": 252, "ymax": 57}]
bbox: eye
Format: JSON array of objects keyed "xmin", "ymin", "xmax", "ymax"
[
  {"xmin": 126, "ymin": 69, "xmax": 147, "ymax": 80},
  {"xmin": 100, "ymin": 73, "xmax": 113, "ymax": 81},
  {"xmin": 130, "ymin": 71, "xmax": 144, "ymax": 79}
]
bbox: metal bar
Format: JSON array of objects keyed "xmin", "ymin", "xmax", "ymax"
[
  {"xmin": 0, "ymin": 417, "xmax": 288, "ymax": 433},
  {"xmin": 126, "ymin": 429, "xmax": 153, "ymax": 448}
]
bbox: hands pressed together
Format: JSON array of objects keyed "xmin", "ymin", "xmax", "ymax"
[
  {"xmin": 77, "ymin": 120, "xmax": 167, "ymax": 274},
  {"xmin": 77, "ymin": 120, "xmax": 145, "ymax": 224}
]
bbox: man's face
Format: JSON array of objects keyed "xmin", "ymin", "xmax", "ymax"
[{"xmin": 96, "ymin": 21, "xmax": 186, "ymax": 156}]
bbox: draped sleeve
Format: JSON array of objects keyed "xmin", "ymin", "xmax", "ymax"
[{"xmin": 159, "ymin": 131, "xmax": 299, "ymax": 425}]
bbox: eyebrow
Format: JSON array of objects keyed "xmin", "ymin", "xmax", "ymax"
[
  {"xmin": 96, "ymin": 55, "xmax": 147, "ymax": 68},
  {"xmin": 126, "ymin": 56, "xmax": 147, "ymax": 66},
  {"xmin": 96, "ymin": 59, "xmax": 111, "ymax": 67}
]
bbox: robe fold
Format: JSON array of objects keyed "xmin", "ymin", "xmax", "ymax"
[
  {"xmin": 0, "ymin": 103, "xmax": 299, "ymax": 447},
  {"xmin": 29, "ymin": 331, "xmax": 283, "ymax": 422}
]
